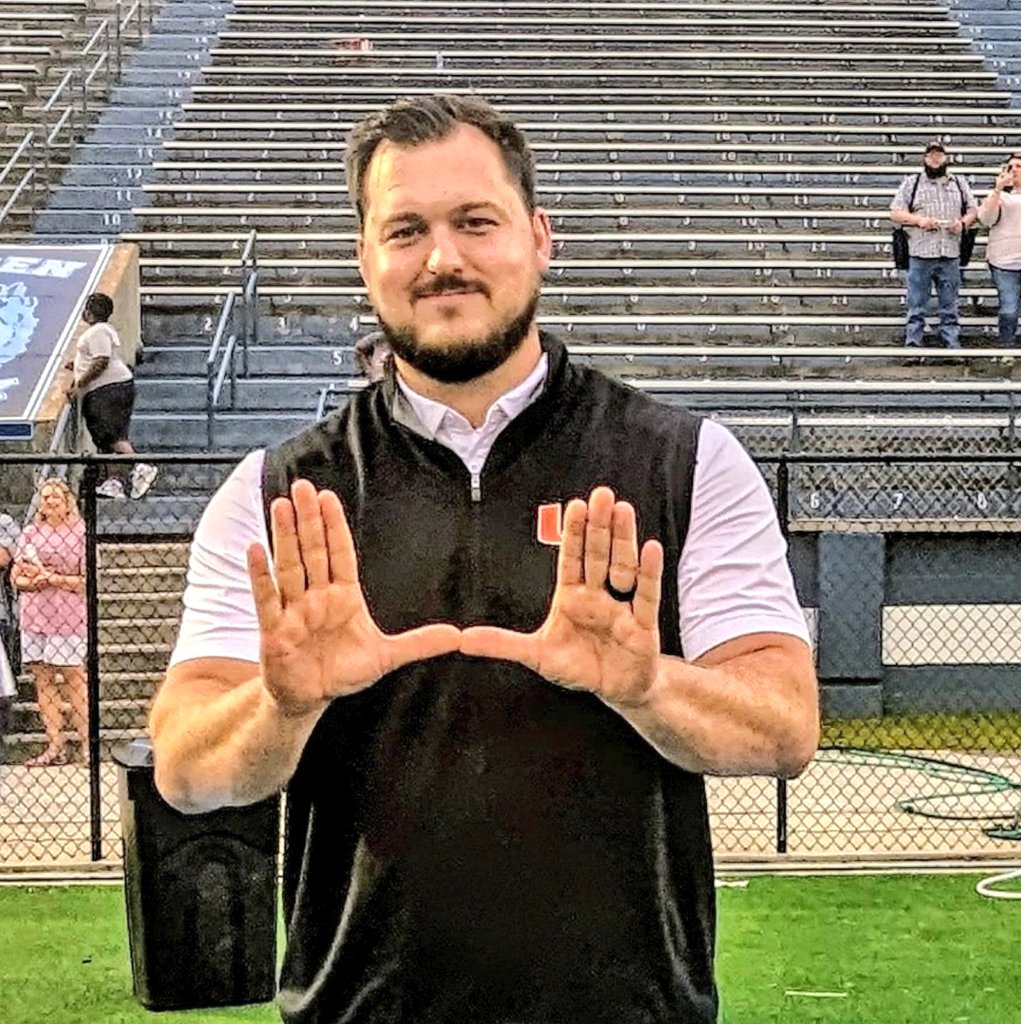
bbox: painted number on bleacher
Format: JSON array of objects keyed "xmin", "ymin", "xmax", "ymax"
[
  {"xmin": 332, "ymin": 350, "xmax": 344, "ymax": 367},
  {"xmin": 203, "ymin": 317, "xmax": 213, "ymax": 333},
  {"xmin": 976, "ymin": 492, "xmax": 989, "ymax": 511},
  {"xmin": 891, "ymin": 492, "xmax": 904, "ymax": 511},
  {"xmin": 102, "ymin": 213, "xmax": 121, "ymax": 227},
  {"xmin": 809, "ymin": 492, "xmax": 821, "ymax": 510}
]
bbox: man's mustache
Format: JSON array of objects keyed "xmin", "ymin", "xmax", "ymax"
[{"xmin": 412, "ymin": 277, "xmax": 489, "ymax": 300}]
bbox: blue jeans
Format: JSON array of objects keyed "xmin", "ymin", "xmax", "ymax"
[
  {"xmin": 989, "ymin": 264, "xmax": 1021, "ymax": 347},
  {"xmin": 905, "ymin": 256, "xmax": 961, "ymax": 348}
]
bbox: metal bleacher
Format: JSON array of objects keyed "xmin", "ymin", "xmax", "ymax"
[
  {"xmin": 0, "ymin": 0, "xmax": 157, "ymax": 232},
  {"xmin": 49, "ymin": 0, "xmax": 1021, "ymax": 455}
]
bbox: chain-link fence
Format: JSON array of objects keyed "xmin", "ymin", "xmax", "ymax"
[
  {"xmin": 0, "ymin": 454, "xmax": 235, "ymax": 866},
  {"xmin": 2, "ymin": 451, "xmax": 1021, "ymax": 868}
]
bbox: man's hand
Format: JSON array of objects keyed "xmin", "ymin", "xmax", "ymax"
[
  {"xmin": 916, "ymin": 215, "xmax": 939, "ymax": 231},
  {"xmin": 461, "ymin": 487, "xmax": 663, "ymax": 706},
  {"xmin": 65, "ymin": 381, "xmax": 79, "ymax": 400},
  {"xmin": 247, "ymin": 480, "xmax": 460, "ymax": 717},
  {"xmin": 995, "ymin": 170, "xmax": 1013, "ymax": 193},
  {"xmin": 948, "ymin": 218, "xmax": 965, "ymax": 235}
]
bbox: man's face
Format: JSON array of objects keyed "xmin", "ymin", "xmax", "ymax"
[
  {"xmin": 924, "ymin": 148, "xmax": 948, "ymax": 174},
  {"xmin": 1008, "ymin": 158, "xmax": 1021, "ymax": 188},
  {"xmin": 356, "ymin": 123, "xmax": 552, "ymax": 383}
]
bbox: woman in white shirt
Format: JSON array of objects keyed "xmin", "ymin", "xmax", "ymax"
[
  {"xmin": 68, "ymin": 293, "xmax": 157, "ymax": 499},
  {"xmin": 978, "ymin": 153, "xmax": 1021, "ymax": 348}
]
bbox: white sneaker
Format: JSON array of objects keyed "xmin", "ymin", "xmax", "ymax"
[
  {"xmin": 96, "ymin": 478, "xmax": 125, "ymax": 499},
  {"xmin": 129, "ymin": 463, "xmax": 158, "ymax": 499}
]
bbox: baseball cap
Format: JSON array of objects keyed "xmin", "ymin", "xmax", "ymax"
[{"xmin": 925, "ymin": 140, "xmax": 947, "ymax": 154}]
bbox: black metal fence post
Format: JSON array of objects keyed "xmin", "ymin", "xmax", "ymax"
[
  {"xmin": 776, "ymin": 457, "xmax": 791, "ymax": 855},
  {"xmin": 82, "ymin": 462, "xmax": 103, "ymax": 861}
]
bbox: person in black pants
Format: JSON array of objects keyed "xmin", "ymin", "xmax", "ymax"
[{"xmin": 67, "ymin": 293, "xmax": 157, "ymax": 499}]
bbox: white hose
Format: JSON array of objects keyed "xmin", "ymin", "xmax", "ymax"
[{"xmin": 976, "ymin": 868, "xmax": 1021, "ymax": 900}]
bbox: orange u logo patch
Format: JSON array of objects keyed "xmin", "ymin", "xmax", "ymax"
[{"xmin": 536, "ymin": 503, "xmax": 564, "ymax": 546}]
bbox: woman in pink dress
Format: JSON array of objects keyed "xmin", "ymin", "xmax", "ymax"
[{"xmin": 13, "ymin": 479, "xmax": 87, "ymax": 766}]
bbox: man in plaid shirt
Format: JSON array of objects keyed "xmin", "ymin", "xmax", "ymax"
[{"xmin": 890, "ymin": 141, "xmax": 979, "ymax": 349}]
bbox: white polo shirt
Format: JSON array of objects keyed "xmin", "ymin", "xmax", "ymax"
[{"xmin": 170, "ymin": 359, "xmax": 810, "ymax": 667}]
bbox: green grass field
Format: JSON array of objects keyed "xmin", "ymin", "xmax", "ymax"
[
  {"xmin": 1, "ymin": 874, "xmax": 1017, "ymax": 1024},
  {"xmin": 821, "ymin": 712, "xmax": 1021, "ymax": 752}
]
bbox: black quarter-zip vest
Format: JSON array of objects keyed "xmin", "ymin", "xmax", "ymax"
[{"xmin": 262, "ymin": 336, "xmax": 717, "ymax": 1024}]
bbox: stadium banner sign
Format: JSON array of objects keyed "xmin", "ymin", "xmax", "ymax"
[{"xmin": 0, "ymin": 244, "xmax": 112, "ymax": 440}]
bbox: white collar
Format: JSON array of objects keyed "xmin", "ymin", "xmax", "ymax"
[{"xmin": 395, "ymin": 352, "xmax": 549, "ymax": 440}]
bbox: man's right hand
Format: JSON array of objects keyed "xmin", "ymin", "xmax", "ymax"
[
  {"xmin": 247, "ymin": 479, "xmax": 460, "ymax": 718},
  {"xmin": 915, "ymin": 215, "xmax": 939, "ymax": 231}
]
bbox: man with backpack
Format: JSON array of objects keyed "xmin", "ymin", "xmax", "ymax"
[{"xmin": 890, "ymin": 141, "xmax": 979, "ymax": 350}]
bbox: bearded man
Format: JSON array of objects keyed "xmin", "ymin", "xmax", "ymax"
[
  {"xmin": 890, "ymin": 140, "xmax": 979, "ymax": 350},
  {"xmin": 150, "ymin": 95, "xmax": 818, "ymax": 1024}
]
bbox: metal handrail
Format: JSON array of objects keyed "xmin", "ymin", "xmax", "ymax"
[
  {"xmin": 0, "ymin": 0, "xmax": 154, "ymax": 230},
  {"xmin": 205, "ymin": 292, "xmax": 238, "ymax": 451},
  {"xmin": 240, "ymin": 227, "xmax": 257, "ymax": 266},
  {"xmin": 0, "ymin": 130, "xmax": 35, "ymax": 186},
  {"xmin": 204, "ymin": 243, "xmax": 260, "ymax": 447},
  {"xmin": 46, "ymin": 104, "xmax": 76, "ymax": 146},
  {"xmin": 0, "ymin": 164, "xmax": 36, "ymax": 224},
  {"xmin": 242, "ymin": 266, "xmax": 259, "ymax": 353},
  {"xmin": 80, "ymin": 19, "xmax": 108, "ymax": 59},
  {"xmin": 41, "ymin": 70, "xmax": 74, "ymax": 113}
]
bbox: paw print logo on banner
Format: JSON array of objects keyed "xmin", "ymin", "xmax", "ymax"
[{"xmin": 0, "ymin": 281, "xmax": 39, "ymax": 369}]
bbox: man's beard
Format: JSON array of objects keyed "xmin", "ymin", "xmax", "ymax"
[
  {"xmin": 924, "ymin": 164, "xmax": 948, "ymax": 179},
  {"xmin": 378, "ymin": 286, "xmax": 541, "ymax": 384}
]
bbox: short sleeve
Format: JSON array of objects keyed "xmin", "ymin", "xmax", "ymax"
[
  {"xmin": 678, "ymin": 420, "xmax": 810, "ymax": 662},
  {"xmin": 87, "ymin": 325, "xmax": 114, "ymax": 359},
  {"xmin": 168, "ymin": 450, "xmax": 269, "ymax": 667},
  {"xmin": 890, "ymin": 175, "xmax": 913, "ymax": 212}
]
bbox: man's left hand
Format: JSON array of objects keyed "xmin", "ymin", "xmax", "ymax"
[
  {"xmin": 948, "ymin": 218, "xmax": 964, "ymax": 235},
  {"xmin": 460, "ymin": 487, "xmax": 663, "ymax": 706}
]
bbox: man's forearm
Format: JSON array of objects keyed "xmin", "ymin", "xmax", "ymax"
[
  {"xmin": 607, "ymin": 647, "xmax": 819, "ymax": 778},
  {"xmin": 150, "ymin": 672, "xmax": 325, "ymax": 813}
]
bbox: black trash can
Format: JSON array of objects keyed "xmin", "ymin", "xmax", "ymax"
[{"xmin": 113, "ymin": 738, "xmax": 280, "ymax": 1011}]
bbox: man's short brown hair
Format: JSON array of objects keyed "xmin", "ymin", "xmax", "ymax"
[{"xmin": 345, "ymin": 94, "xmax": 537, "ymax": 228}]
